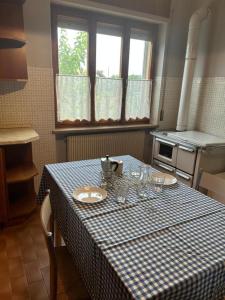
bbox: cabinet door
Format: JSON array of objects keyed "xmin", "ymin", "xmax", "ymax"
[
  {"xmin": 175, "ymin": 170, "xmax": 193, "ymax": 187},
  {"xmin": 0, "ymin": 148, "xmax": 8, "ymax": 224},
  {"xmin": 177, "ymin": 145, "xmax": 196, "ymax": 175}
]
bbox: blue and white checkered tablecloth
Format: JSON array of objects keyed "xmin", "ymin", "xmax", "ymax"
[{"xmin": 37, "ymin": 155, "xmax": 225, "ymax": 300}]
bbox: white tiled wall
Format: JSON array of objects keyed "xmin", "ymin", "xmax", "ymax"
[
  {"xmin": 188, "ymin": 77, "xmax": 225, "ymax": 138},
  {"xmin": 0, "ymin": 66, "xmax": 56, "ymax": 190}
]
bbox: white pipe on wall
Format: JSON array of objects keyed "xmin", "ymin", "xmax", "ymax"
[{"xmin": 176, "ymin": 0, "xmax": 215, "ymax": 131}]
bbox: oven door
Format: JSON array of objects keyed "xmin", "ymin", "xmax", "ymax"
[{"xmin": 153, "ymin": 137, "xmax": 177, "ymax": 167}]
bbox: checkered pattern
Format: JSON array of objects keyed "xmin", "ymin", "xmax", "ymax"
[{"xmin": 37, "ymin": 155, "xmax": 225, "ymax": 300}]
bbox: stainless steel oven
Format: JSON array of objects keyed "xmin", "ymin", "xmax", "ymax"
[{"xmin": 153, "ymin": 137, "xmax": 178, "ymax": 167}]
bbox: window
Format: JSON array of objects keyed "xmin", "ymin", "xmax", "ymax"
[
  {"xmin": 126, "ymin": 29, "xmax": 152, "ymax": 121},
  {"xmin": 52, "ymin": 5, "xmax": 155, "ymax": 127}
]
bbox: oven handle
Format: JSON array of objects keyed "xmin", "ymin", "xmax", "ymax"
[
  {"xmin": 155, "ymin": 138, "xmax": 176, "ymax": 147},
  {"xmin": 176, "ymin": 171, "xmax": 191, "ymax": 181},
  {"xmin": 155, "ymin": 161, "xmax": 174, "ymax": 173},
  {"xmin": 179, "ymin": 145, "xmax": 195, "ymax": 153}
]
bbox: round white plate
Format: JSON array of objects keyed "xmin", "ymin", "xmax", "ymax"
[
  {"xmin": 163, "ymin": 173, "xmax": 177, "ymax": 186},
  {"xmin": 73, "ymin": 186, "xmax": 107, "ymax": 204},
  {"xmin": 152, "ymin": 172, "xmax": 177, "ymax": 186}
]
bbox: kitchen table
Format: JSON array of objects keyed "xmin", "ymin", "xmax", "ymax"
[{"xmin": 37, "ymin": 155, "xmax": 225, "ymax": 300}]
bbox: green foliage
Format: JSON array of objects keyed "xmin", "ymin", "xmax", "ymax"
[
  {"xmin": 128, "ymin": 74, "xmax": 142, "ymax": 80},
  {"xmin": 58, "ymin": 28, "xmax": 88, "ymax": 75}
]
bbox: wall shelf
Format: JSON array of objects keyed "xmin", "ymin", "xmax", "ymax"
[
  {"xmin": 0, "ymin": 127, "xmax": 39, "ymax": 226},
  {"xmin": 6, "ymin": 163, "xmax": 38, "ymax": 184},
  {"xmin": 0, "ymin": 37, "xmax": 26, "ymax": 48}
]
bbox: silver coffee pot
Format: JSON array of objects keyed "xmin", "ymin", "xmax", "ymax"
[{"xmin": 101, "ymin": 155, "xmax": 119, "ymax": 177}]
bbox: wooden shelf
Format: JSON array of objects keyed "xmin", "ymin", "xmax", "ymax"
[
  {"xmin": 0, "ymin": 128, "xmax": 39, "ymax": 146},
  {"xmin": 9, "ymin": 194, "xmax": 36, "ymax": 222},
  {"xmin": 0, "ymin": 37, "xmax": 25, "ymax": 48},
  {"xmin": 6, "ymin": 163, "xmax": 38, "ymax": 184}
]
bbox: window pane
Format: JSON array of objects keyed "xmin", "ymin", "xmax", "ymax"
[
  {"xmin": 95, "ymin": 78, "xmax": 122, "ymax": 121},
  {"xmin": 128, "ymin": 38, "xmax": 152, "ymax": 80},
  {"xmin": 96, "ymin": 25, "xmax": 122, "ymax": 78},
  {"xmin": 125, "ymin": 80, "xmax": 152, "ymax": 120},
  {"xmin": 56, "ymin": 75, "xmax": 91, "ymax": 121},
  {"xmin": 57, "ymin": 22, "xmax": 88, "ymax": 76}
]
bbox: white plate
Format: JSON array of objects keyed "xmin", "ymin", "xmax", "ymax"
[
  {"xmin": 73, "ymin": 186, "xmax": 107, "ymax": 204},
  {"xmin": 152, "ymin": 172, "xmax": 177, "ymax": 186},
  {"xmin": 163, "ymin": 173, "xmax": 177, "ymax": 186}
]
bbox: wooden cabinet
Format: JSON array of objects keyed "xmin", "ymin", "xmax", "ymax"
[
  {"xmin": 0, "ymin": 128, "xmax": 39, "ymax": 226},
  {"xmin": 0, "ymin": 0, "xmax": 27, "ymax": 80}
]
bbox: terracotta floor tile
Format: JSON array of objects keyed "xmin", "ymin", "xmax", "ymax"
[
  {"xmin": 40, "ymin": 266, "xmax": 50, "ymax": 296},
  {"xmin": 0, "ymin": 211, "xmax": 74, "ymax": 300},
  {"xmin": 20, "ymin": 246, "xmax": 37, "ymax": 263},
  {"xmin": 6, "ymin": 243, "xmax": 22, "ymax": 259},
  {"xmin": 36, "ymin": 248, "xmax": 49, "ymax": 269},
  {"xmin": 0, "ymin": 257, "xmax": 9, "ymax": 277},
  {"xmin": 0, "ymin": 274, "xmax": 11, "ymax": 296},
  {"xmin": 0, "ymin": 235, "xmax": 6, "ymax": 253},
  {"xmin": 12, "ymin": 295, "xmax": 30, "ymax": 300},
  {"xmin": 57, "ymin": 293, "xmax": 69, "ymax": 300},
  {"xmin": 28, "ymin": 280, "xmax": 49, "ymax": 300},
  {"xmin": 24, "ymin": 261, "xmax": 42, "ymax": 283},
  {"xmin": 9, "ymin": 257, "xmax": 25, "ymax": 279},
  {"xmin": 11, "ymin": 276, "xmax": 29, "ymax": 298},
  {"xmin": 0, "ymin": 292, "xmax": 12, "ymax": 300}
]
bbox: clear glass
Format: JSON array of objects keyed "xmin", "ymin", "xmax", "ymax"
[
  {"xmin": 152, "ymin": 173, "xmax": 165, "ymax": 193},
  {"xmin": 114, "ymin": 177, "xmax": 129, "ymax": 204},
  {"xmin": 136, "ymin": 165, "xmax": 151, "ymax": 199},
  {"xmin": 57, "ymin": 27, "xmax": 88, "ymax": 76},
  {"xmin": 126, "ymin": 38, "xmax": 152, "ymax": 121},
  {"xmin": 128, "ymin": 39, "xmax": 152, "ymax": 80},
  {"xmin": 96, "ymin": 33, "xmax": 122, "ymax": 78}
]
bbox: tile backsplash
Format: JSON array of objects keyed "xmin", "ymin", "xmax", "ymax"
[
  {"xmin": 188, "ymin": 77, "xmax": 225, "ymax": 138},
  {"xmin": 0, "ymin": 66, "xmax": 56, "ymax": 190}
]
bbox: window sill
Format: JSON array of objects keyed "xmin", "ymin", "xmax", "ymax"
[{"xmin": 52, "ymin": 124, "xmax": 158, "ymax": 135}]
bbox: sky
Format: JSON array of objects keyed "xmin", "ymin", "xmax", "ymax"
[{"xmin": 59, "ymin": 28, "xmax": 148, "ymax": 78}]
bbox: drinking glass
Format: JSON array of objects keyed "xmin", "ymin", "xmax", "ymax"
[
  {"xmin": 136, "ymin": 165, "xmax": 151, "ymax": 199},
  {"xmin": 152, "ymin": 173, "xmax": 165, "ymax": 193},
  {"xmin": 114, "ymin": 177, "xmax": 129, "ymax": 204}
]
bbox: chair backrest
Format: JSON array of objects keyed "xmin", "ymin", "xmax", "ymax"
[
  {"xmin": 40, "ymin": 192, "xmax": 55, "ymax": 260},
  {"xmin": 198, "ymin": 171, "xmax": 225, "ymax": 200}
]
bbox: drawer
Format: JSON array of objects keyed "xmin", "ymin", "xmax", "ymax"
[
  {"xmin": 176, "ymin": 145, "xmax": 197, "ymax": 175},
  {"xmin": 152, "ymin": 159, "xmax": 175, "ymax": 175},
  {"xmin": 175, "ymin": 169, "xmax": 193, "ymax": 187}
]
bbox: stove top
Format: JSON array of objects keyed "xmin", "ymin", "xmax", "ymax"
[{"xmin": 167, "ymin": 131, "xmax": 225, "ymax": 147}]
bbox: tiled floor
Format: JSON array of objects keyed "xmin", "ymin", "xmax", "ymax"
[{"xmin": 0, "ymin": 210, "xmax": 68, "ymax": 300}]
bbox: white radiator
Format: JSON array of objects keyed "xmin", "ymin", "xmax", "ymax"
[{"xmin": 67, "ymin": 131, "xmax": 145, "ymax": 161}]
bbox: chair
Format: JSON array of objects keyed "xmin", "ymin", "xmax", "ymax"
[
  {"xmin": 40, "ymin": 192, "xmax": 90, "ymax": 300},
  {"xmin": 197, "ymin": 171, "xmax": 225, "ymax": 204}
]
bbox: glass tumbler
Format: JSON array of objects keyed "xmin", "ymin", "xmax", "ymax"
[
  {"xmin": 114, "ymin": 177, "xmax": 129, "ymax": 204},
  {"xmin": 152, "ymin": 173, "xmax": 165, "ymax": 193},
  {"xmin": 136, "ymin": 165, "xmax": 151, "ymax": 199}
]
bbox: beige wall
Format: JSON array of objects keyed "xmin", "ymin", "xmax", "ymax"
[
  {"xmin": 89, "ymin": 0, "xmax": 171, "ymax": 18},
  {"xmin": 0, "ymin": 0, "xmax": 56, "ymax": 191}
]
